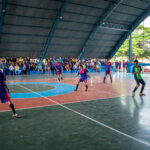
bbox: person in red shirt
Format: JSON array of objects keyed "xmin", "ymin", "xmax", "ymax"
[
  {"xmin": 55, "ymin": 60, "xmax": 63, "ymax": 81},
  {"xmin": 75, "ymin": 65, "xmax": 90, "ymax": 91},
  {"xmin": 103, "ymin": 59, "xmax": 112, "ymax": 83}
]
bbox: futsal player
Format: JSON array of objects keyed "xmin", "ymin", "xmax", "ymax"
[
  {"xmin": 103, "ymin": 59, "xmax": 112, "ymax": 83},
  {"xmin": 74, "ymin": 65, "xmax": 90, "ymax": 92},
  {"xmin": 52, "ymin": 58, "xmax": 56, "ymax": 76},
  {"xmin": 118, "ymin": 61, "xmax": 121, "ymax": 72},
  {"xmin": 55, "ymin": 59, "xmax": 63, "ymax": 81},
  {"xmin": 0, "ymin": 67, "xmax": 20, "ymax": 118},
  {"xmin": 132, "ymin": 60, "xmax": 146, "ymax": 96},
  {"xmin": 115, "ymin": 60, "xmax": 118, "ymax": 72},
  {"xmin": 123, "ymin": 60, "xmax": 126, "ymax": 72}
]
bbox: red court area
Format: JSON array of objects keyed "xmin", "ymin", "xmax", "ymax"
[{"xmin": 0, "ymin": 76, "xmax": 134, "ymax": 112}]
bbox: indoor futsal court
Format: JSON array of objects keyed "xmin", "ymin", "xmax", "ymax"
[
  {"xmin": 0, "ymin": 0, "xmax": 150, "ymax": 150},
  {"xmin": 0, "ymin": 72, "xmax": 150, "ymax": 150}
]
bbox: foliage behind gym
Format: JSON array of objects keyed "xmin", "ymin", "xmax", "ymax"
[{"xmin": 115, "ymin": 25, "xmax": 150, "ymax": 59}]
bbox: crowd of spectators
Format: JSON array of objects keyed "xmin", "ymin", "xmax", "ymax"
[
  {"xmin": 0, "ymin": 57, "xmax": 102, "ymax": 75},
  {"xmin": 0, "ymin": 57, "xmax": 128, "ymax": 75}
]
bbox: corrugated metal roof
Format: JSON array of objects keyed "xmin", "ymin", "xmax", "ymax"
[{"xmin": 0, "ymin": 0, "xmax": 150, "ymax": 58}]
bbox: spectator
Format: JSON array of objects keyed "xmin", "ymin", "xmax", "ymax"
[
  {"xmin": 96, "ymin": 61, "xmax": 100, "ymax": 72},
  {"xmin": 23, "ymin": 64, "xmax": 27, "ymax": 75},
  {"xmin": 37, "ymin": 64, "xmax": 43, "ymax": 73},
  {"xmin": 15, "ymin": 64, "xmax": 20, "ymax": 75},
  {"xmin": 9, "ymin": 63, "xmax": 14, "ymax": 75},
  {"xmin": 0, "ymin": 56, "xmax": 119, "ymax": 75}
]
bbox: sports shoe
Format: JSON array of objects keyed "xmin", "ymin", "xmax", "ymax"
[
  {"xmin": 140, "ymin": 93, "xmax": 146, "ymax": 96},
  {"xmin": 132, "ymin": 92, "xmax": 135, "ymax": 97},
  {"xmin": 12, "ymin": 113, "xmax": 20, "ymax": 118}
]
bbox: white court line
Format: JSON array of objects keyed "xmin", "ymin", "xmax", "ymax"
[
  {"xmin": 15, "ymin": 84, "xmax": 150, "ymax": 147},
  {"xmin": 0, "ymin": 95, "xmax": 130, "ymax": 113},
  {"xmin": 0, "ymin": 104, "xmax": 56, "ymax": 113}
]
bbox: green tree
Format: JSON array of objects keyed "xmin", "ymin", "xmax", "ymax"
[{"xmin": 113, "ymin": 25, "xmax": 150, "ymax": 60}]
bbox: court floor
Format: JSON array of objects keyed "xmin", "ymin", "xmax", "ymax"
[{"xmin": 0, "ymin": 72, "xmax": 150, "ymax": 150}]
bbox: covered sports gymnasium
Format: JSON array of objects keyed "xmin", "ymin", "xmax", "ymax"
[{"xmin": 0, "ymin": 0, "xmax": 150, "ymax": 150}]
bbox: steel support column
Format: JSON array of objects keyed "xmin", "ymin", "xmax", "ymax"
[
  {"xmin": 129, "ymin": 33, "xmax": 132, "ymax": 63},
  {"xmin": 41, "ymin": 0, "xmax": 70, "ymax": 59},
  {"xmin": 78, "ymin": 0, "xmax": 123, "ymax": 59},
  {"xmin": 107, "ymin": 5, "xmax": 150, "ymax": 58},
  {"xmin": 0, "ymin": 0, "xmax": 7, "ymax": 41}
]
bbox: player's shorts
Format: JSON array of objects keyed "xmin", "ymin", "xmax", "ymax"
[
  {"xmin": 0, "ymin": 93, "xmax": 11, "ymax": 103},
  {"xmin": 79, "ymin": 78, "xmax": 87, "ymax": 83},
  {"xmin": 135, "ymin": 78, "xmax": 145, "ymax": 86},
  {"xmin": 105, "ymin": 70, "xmax": 111, "ymax": 76},
  {"xmin": 57, "ymin": 69, "xmax": 62, "ymax": 75},
  {"xmin": 119, "ymin": 65, "xmax": 121, "ymax": 69}
]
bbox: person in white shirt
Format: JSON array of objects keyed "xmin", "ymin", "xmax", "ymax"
[
  {"xmin": 96, "ymin": 61, "xmax": 101, "ymax": 72},
  {"xmin": 9, "ymin": 64, "xmax": 14, "ymax": 75}
]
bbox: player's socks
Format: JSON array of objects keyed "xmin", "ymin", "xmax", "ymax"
[
  {"xmin": 140, "ymin": 85, "xmax": 145, "ymax": 94},
  {"xmin": 111, "ymin": 77, "xmax": 112, "ymax": 83},
  {"xmin": 85, "ymin": 85, "xmax": 88, "ymax": 91},
  {"xmin": 61, "ymin": 77, "xmax": 63, "ymax": 80},
  {"xmin": 9, "ymin": 103, "xmax": 16, "ymax": 114},
  {"xmin": 133, "ymin": 87, "xmax": 138, "ymax": 93},
  {"xmin": 103, "ymin": 77, "xmax": 106, "ymax": 83},
  {"xmin": 58, "ymin": 78, "xmax": 60, "ymax": 81},
  {"xmin": 75, "ymin": 84, "xmax": 79, "ymax": 91}
]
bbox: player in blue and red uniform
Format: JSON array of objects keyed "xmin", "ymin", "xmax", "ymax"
[
  {"xmin": 0, "ymin": 68, "xmax": 19, "ymax": 118},
  {"xmin": 115, "ymin": 60, "xmax": 119, "ymax": 72},
  {"xmin": 74, "ymin": 65, "xmax": 90, "ymax": 91},
  {"xmin": 52, "ymin": 58, "xmax": 56, "ymax": 76},
  {"xmin": 123, "ymin": 60, "xmax": 127, "ymax": 72},
  {"xmin": 118, "ymin": 61, "xmax": 121, "ymax": 72},
  {"xmin": 55, "ymin": 59, "xmax": 63, "ymax": 81},
  {"xmin": 103, "ymin": 59, "xmax": 112, "ymax": 83}
]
